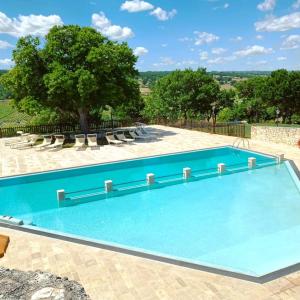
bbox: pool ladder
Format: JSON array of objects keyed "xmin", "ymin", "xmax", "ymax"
[{"xmin": 233, "ymin": 137, "xmax": 250, "ymax": 149}]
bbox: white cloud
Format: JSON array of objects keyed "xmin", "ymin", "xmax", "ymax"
[
  {"xmin": 0, "ymin": 12, "xmax": 63, "ymax": 37},
  {"xmin": 277, "ymin": 56, "xmax": 287, "ymax": 61},
  {"xmin": 230, "ymin": 36, "xmax": 243, "ymax": 42},
  {"xmin": 212, "ymin": 47, "xmax": 227, "ymax": 55},
  {"xmin": 121, "ymin": 0, "xmax": 154, "ymax": 13},
  {"xmin": 0, "ymin": 58, "xmax": 13, "ymax": 68},
  {"xmin": 194, "ymin": 31, "xmax": 219, "ymax": 46},
  {"xmin": 0, "ymin": 40, "xmax": 13, "ymax": 49},
  {"xmin": 247, "ymin": 60, "xmax": 268, "ymax": 66},
  {"xmin": 257, "ymin": 0, "xmax": 276, "ymax": 11},
  {"xmin": 207, "ymin": 55, "xmax": 236, "ymax": 65},
  {"xmin": 150, "ymin": 7, "xmax": 177, "ymax": 21},
  {"xmin": 92, "ymin": 12, "xmax": 134, "ymax": 41},
  {"xmin": 161, "ymin": 43, "xmax": 168, "ymax": 47},
  {"xmin": 293, "ymin": 0, "xmax": 300, "ymax": 9},
  {"xmin": 213, "ymin": 3, "xmax": 229, "ymax": 10},
  {"xmin": 234, "ymin": 45, "xmax": 273, "ymax": 57},
  {"xmin": 255, "ymin": 12, "xmax": 300, "ymax": 32},
  {"xmin": 133, "ymin": 46, "xmax": 148, "ymax": 56},
  {"xmin": 199, "ymin": 51, "xmax": 209, "ymax": 60},
  {"xmin": 175, "ymin": 60, "xmax": 197, "ymax": 67},
  {"xmin": 207, "ymin": 57, "xmax": 224, "ymax": 64},
  {"xmin": 281, "ymin": 34, "xmax": 300, "ymax": 49},
  {"xmin": 153, "ymin": 57, "xmax": 197, "ymax": 68},
  {"xmin": 153, "ymin": 56, "xmax": 175, "ymax": 67},
  {"xmin": 178, "ymin": 37, "xmax": 192, "ymax": 42},
  {"xmin": 256, "ymin": 34, "xmax": 264, "ymax": 40}
]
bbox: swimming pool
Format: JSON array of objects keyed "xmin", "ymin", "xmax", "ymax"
[{"xmin": 1, "ymin": 146, "xmax": 300, "ymax": 280}]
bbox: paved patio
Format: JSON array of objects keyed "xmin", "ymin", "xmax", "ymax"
[{"xmin": 0, "ymin": 125, "xmax": 300, "ymax": 299}]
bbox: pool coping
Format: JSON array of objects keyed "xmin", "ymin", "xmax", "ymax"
[
  {"xmin": 0, "ymin": 146, "xmax": 299, "ymax": 284},
  {"xmin": 0, "ymin": 145, "xmax": 275, "ymax": 181}
]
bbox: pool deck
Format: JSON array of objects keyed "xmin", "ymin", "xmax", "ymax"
[{"xmin": 1, "ymin": 125, "xmax": 300, "ymax": 299}]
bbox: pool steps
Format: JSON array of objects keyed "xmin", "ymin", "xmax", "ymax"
[
  {"xmin": 58, "ymin": 158, "xmax": 279, "ymax": 208},
  {"xmin": 0, "ymin": 216, "xmax": 23, "ymax": 225}
]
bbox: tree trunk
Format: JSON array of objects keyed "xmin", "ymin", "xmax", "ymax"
[{"xmin": 78, "ymin": 108, "xmax": 88, "ymax": 134}]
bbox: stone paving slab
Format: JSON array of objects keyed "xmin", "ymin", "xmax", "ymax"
[
  {"xmin": 0, "ymin": 125, "xmax": 299, "ymax": 177},
  {"xmin": 2, "ymin": 227, "xmax": 300, "ymax": 300},
  {"xmin": 0, "ymin": 126, "xmax": 300, "ymax": 299}
]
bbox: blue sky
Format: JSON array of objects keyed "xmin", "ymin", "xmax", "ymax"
[{"xmin": 0, "ymin": 0, "xmax": 300, "ymax": 71}]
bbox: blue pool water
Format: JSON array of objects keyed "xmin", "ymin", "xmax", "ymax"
[{"xmin": 1, "ymin": 146, "xmax": 300, "ymax": 277}]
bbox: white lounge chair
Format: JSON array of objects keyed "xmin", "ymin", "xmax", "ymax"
[
  {"xmin": 115, "ymin": 131, "xmax": 134, "ymax": 143},
  {"xmin": 136, "ymin": 128, "xmax": 156, "ymax": 139},
  {"xmin": 47, "ymin": 135, "xmax": 65, "ymax": 149},
  {"xmin": 129, "ymin": 130, "xmax": 149, "ymax": 140},
  {"xmin": 136, "ymin": 123, "xmax": 158, "ymax": 137},
  {"xmin": 5, "ymin": 133, "xmax": 30, "ymax": 146},
  {"xmin": 74, "ymin": 134, "xmax": 86, "ymax": 149},
  {"xmin": 87, "ymin": 134, "xmax": 98, "ymax": 148},
  {"xmin": 11, "ymin": 135, "xmax": 39, "ymax": 149},
  {"xmin": 106, "ymin": 132, "xmax": 123, "ymax": 145},
  {"xmin": 35, "ymin": 135, "xmax": 52, "ymax": 150}
]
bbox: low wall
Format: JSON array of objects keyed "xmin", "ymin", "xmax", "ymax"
[{"xmin": 251, "ymin": 126, "xmax": 300, "ymax": 146}]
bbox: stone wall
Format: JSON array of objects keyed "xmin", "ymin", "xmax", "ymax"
[{"xmin": 251, "ymin": 126, "xmax": 300, "ymax": 146}]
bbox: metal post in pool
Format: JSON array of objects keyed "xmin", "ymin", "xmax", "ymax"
[
  {"xmin": 248, "ymin": 157, "xmax": 256, "ymax": 169},
  {"xmin": 183, "ymin": 167, "xmax": 191, "ymax": 180}
]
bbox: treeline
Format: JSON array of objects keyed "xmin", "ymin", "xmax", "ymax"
[
  {"xmin": 139, "ymin": 70, "xmax": 272, "ymax": 88},
  {"xmin": 143, "ymin": 68, "xmax": 300, "ymax": 124}
]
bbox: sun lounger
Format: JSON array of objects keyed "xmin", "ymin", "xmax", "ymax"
[
  {"xmin": 106, "ymin": 132, "xmax": 123, "ymax": 145},
  {"xmin": 136, "ymin": 128, "xmax": 156, "ymax": 139},
  {"xmin": 136, "ymin": 122, "xmax": 158, "ymax": 137},
  {"xmin": 35, "ymin": 135, "xmax": 52, "ymax": 150},
  {"xmin": 115, "ymin": 131, "xmax": 134, "ymax": 143},
  {"xmin": 11, "ymin": 135, "xmax": 39, "ymax": 149},
  {"xmin": 129, "ymin": 130, "xmax": 148, "ymax": 140},
  {"xmin": 5, "ymin": 133, "xmax": 30, "ymax": 146},
  {"xmin": 47, "ymin": 135, "xmax": 65, "ymax": 149},
  {"xmin": 74, "ymin": 134, "xmax": 86, "ymax": 149},
  {"xmin": 87, "ymin": 134, "xmax": 98, "ymax": 148},
  {"xmin": 0, "ymin": 234, "xmax": 10, "ymax": 258}
]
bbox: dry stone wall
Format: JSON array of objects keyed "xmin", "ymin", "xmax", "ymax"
[{"xmin": 251, "ymin": 126, "xmax": 300, "ymax": 147}]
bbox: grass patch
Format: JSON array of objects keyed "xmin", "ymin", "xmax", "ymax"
[{"xmin": 0, "ymin": 100, "xmax": 31, "ymax": 128}]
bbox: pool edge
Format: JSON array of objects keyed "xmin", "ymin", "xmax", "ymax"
[
  {"xmin": 0, "ymin": 148, "xmax": 299, "ymax": 284},
  {"xmin": 1, "ymin": 211, "xmax": 300, "ymax": 285}
]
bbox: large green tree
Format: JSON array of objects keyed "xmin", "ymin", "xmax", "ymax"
[
  {"xmin": 144, "ymin": 68, "xmax": 221, "ymax": 122},
  {"xmin": 1, "ymin": 25, "xmax": 140, "ymax": 132},
  {"xmin": 265, "ymin": 69, "xmax": 300, "ymax": 122}
]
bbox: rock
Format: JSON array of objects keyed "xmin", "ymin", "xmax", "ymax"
[
  {"xmin": 0, "ymin": 267, "xmax": 90, "ymax": 299},
  {"xmin": 31, "ymin": 287, "xmax": 64, "ymax": 300}
]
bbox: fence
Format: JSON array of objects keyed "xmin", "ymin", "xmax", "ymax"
[
  {"xmin": 0, "ymin": 119, "xmax": 246, "ymax": 138},
  {"xmin": 0, "ymin": 120, "xmax": 127, "ymax": 138},
  {"xmin": 155, "ymin": 119, "xmax": 246, "ymax": 138}
]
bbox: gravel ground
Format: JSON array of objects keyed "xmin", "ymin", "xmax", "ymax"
[{"xmin": 0, "ymin": 267, "xmax": 90, "ymax": 300}]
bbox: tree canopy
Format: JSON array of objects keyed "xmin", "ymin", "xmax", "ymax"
[
  {"xmin": 143, "ymin": 68, "xmax": 235, "ymax": 123},
  {"xmin": 0, "ymin": 25, "xmax": 141, "ymax": 132}
]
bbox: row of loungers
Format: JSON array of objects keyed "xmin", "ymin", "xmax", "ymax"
[{"xmin": 4, "ymin": 127, "xmax": 157, "ymax": 150}]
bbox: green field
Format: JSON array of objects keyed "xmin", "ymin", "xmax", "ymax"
[{"xmin": 0, "ymin": 100, "xmax": 31, "ymax": 128}]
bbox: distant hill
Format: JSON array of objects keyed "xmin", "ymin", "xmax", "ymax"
[{"xmin": 139, "ymin": 71, "xmax": 271, "ymax": 88}]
